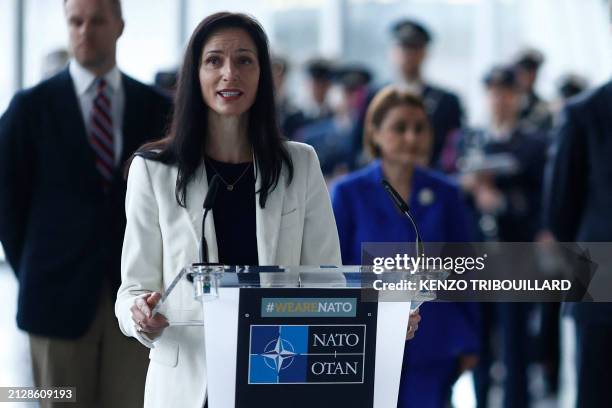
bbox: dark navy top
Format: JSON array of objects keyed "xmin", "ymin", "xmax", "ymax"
[{"xmin": 205, "ymin": 157, "xmax": 258, "ymax": 266}]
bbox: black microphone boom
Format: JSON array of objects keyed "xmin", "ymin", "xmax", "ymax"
[
  {"xmin": 381, "ymin": 179, "xmax": 425, "ymax": 260},
  {"xmin": 382, "ymin": 179, "xmax": 409, "ymax": 213},
  {"xmin": 200, "ymin": 174, "xmax": 221, "ymax": 263},
  {"xmin": 204, "ymin": 174, "xmax": 221, "ymax": 210}
]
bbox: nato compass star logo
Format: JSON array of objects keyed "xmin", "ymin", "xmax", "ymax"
[
  {"xmin": 249, "ymin": 325, "xmax": 309, "ymax": 384},
  {"xmin": 262, "ymin": 336, "xmax": 296, "ymax": 372}
]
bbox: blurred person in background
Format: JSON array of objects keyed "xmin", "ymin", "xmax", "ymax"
[
  {"xmin": 301, "ymin": 57, "xmax": 335, "ymax": 125},
  {"xmin": 271, "ymin": 54, "xmax": 305, "ymax": 140},
  {"xmin": 154, "ymin": 68, "xmax": 179, "ymax": 97},
  {"xmin": 535, "ymin": 72, "xmax": 588, "ymax": 398},
  {"xmin": 546, "ymin": 8, "xmax": 612, "ymax": 400},
  {"xmin": 514, "ymin": 49, "xmax": 553, "ymax": 132},
  {"xmin": 299, "ymin": 64, "xmax": 372, "ymax": 182},
  {"xmin": 347, "ymin": 19, "xmax": 464, "ymax": 173},
  {"xmin": 331, "ymin": 86, "xmax": 479, "ymax": 408},
  {"xmin": 0, "ymin": 0, "xmax": 171, "ymax": 406},
  {"xmin": 456, "ymin": 65, "xmax": 548, "ymax": 408},
  {"xmin": 458, "ymin": 66, "xmax": 548, "ymax": 243},
  {"xmin": 550, "ymin": 74, "xmax": 588, "ymax": 126},
  {"xmin": 42, "ymin": 48, "xmax": 71, "ymax": 79},
  {"xmin": 389, "ymin": 19, "xmax": 464, "ymax": 170}
]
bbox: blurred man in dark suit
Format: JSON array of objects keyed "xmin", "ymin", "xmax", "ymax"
[
  {"xmin": 346, "ymin": 19, "xmax": 464, "ymax": 172},
  {"xmin": 42, "ymin": 48, "xmax": 70, "ymax": 79},
  {"xmin": 390, "ymin": 18, "xmax": 464, "ymax": 169},
  {"xmin": 457, "ymin": 65, "xmax": 548, "ymax": 408},
  {"xmin": 538, "ymin": 73, "xmax": 589, "ymax": 397},
  {"xmin": 154, "ymin": 69, "xmax": 178, "ymax": 97},
  {"xmin": 547, "ymin": 77, "xmax": 612, "ymax": 408},
  {"xmin": 546, "ymin": 6, "xmax": 612, "ymax": 406},
  {"xmin": 272, "ymin": 54, "xmax": 306, "ymax": 140},
  {"xmin": 0, "ymin": 0, "xmax": 171, "ymax": 406},
  {"xmin": 460, "ymin": 66, "xmax": 548, "ymax": 242},
  {"xmin": 514, "ymin": 49, "xmax": 553, "ymax": 131},
  {"xmin": 550, "ymin": 74, "xmax": 588, "ymax": 127},
  {"xmin": 299, "ymin": 64, "xmax": 372, "ymax": 181},
  {"xmin": 302, "ymin": 58, "xmax": 335, "ymax": 125}
]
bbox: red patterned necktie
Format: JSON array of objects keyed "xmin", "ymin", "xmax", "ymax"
[{"xmin": 90, "ymin": 78, "xmax": 114, "ymax": 192}]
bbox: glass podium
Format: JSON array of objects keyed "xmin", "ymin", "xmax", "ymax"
[{"xmin": 153, "ymin": 265, "xmax": 447, "ymax": 408}]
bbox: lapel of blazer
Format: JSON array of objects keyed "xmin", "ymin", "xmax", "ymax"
[
  {"xmin": 185, "ymin": 162, "xmax": 219, "ymax": 263},
  {"xmin": 255, "ymin": 158, "xmax": 285, "ymax": 265},
  {"xmin": 599, "ymin": 81, "xmax": 612, "ymax": 136},
  {"xmin": 121, "ymin": 74, "xmax": 144, "ymax": 166},
  {"xmin": 54, "ymin": 69, "xmax": 101, "ymax": 186}
]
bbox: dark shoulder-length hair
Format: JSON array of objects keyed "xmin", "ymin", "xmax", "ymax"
[{"xmin": 130, "ymin": 12, "xmax": 293, "ymax": 208}]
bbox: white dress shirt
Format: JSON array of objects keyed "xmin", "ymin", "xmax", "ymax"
[
  {"xmin": 69, "ymin": 60, "xmax": 125, "ymax": 164},
  {"xmin": 397, "ymin": 77, "xmax": 424, "ymax": 96}
]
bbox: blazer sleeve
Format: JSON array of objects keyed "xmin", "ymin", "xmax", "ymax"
[
  {"xmin": 299, "ymin": 146, "xmax": 342, "ymax": 265},
  {"xmin": 115, "ymin": 156, "xmax": 164, "ymax": 348},
  {"xmin": 546, "ymin": 104, "xmax": 587, "ymax": 241},
  {"xmin": 0, "ymin": 93, "xmax": 34, "ymax": 274}
]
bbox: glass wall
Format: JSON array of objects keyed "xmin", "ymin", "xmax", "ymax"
[
  {"xmin": 0, "ymin": 0, "xmax": 16, "ymax": 113},
  {"xmin": 3, "ymin": 0, "xmax": 612, "ymax": 127},
  {"xmin": 186, "ymin": 0, "xmax": 323, "ymax": 104},
  {"xmin": 24, "ymin": 0, "xmax": 68, "ymax": 87},
  {"xmin": 23, "ymin": 0, "xmax": 179, "ymax": 87},
  {"xmin": 118, "ymin": 0, "xmax": 179, "ymax": 83},
  {"xmin": 343, "ymin": 0, "xmax": 610, "ymax": 125}
]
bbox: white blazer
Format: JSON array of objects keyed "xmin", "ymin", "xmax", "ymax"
[{"xmin": 115, "ymin": 142, "xmax": 342, "ymax": 408}]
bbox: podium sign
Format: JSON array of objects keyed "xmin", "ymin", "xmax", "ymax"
[
  {"xmin": 235, "ymin": 288, "xmax": 377, "ymax": 407},
  {"xmin": 163, "ymin": 266, "xmax": 437, "ymax": 408}
]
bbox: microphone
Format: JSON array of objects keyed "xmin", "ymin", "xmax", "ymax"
[
  {"xmin": 200, "ymin": 174, "xmax": 221, "ymax": 263},
  {"xmin": 381, "ymin": 179, "xmax": 425, "ymax": 259}
]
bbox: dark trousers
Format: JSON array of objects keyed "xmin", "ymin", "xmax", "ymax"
[
  {"xmin": 538, "ymin": 302, "xmax": 560, "ymax": 394},
  {"xmin": 474, "ymin": 303, "xmax": 531, "ymax": 408},
  {"xmin": 474, "ymin": 304, "xmax": 494, "ymax": 408},
  {"xmin": 500, "ymin": 303, "xmax": 530, "ymax": 408},
  {"xmin": 575, "ymin": 321, "xmax": 612, "ymax": 408},
  {"xmin": 397, "ymin": 359, "xmax": 458, "ymax": 408}
]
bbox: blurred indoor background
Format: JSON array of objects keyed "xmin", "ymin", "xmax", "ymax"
[{"xmin": 1, "ymin": 1, "xmax": 611, "ymax": 407}]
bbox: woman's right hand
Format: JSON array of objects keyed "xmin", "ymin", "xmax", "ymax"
[
  {"xmin": 130, "ymin": 292, "xmax": 169, "ymax": 339},
  {"xmin": 406, "ymin": 309, "xmax": 421, "ymax": 340}
]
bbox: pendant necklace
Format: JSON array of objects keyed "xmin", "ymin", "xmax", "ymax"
[{"xmin": 206, "ymin": 159, "xmax": 252, "ymax": 191}]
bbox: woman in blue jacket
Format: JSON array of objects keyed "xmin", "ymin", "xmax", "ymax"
[{"xmin": 331, "ymin": 86, "xmax": 479, "ymax": 408}]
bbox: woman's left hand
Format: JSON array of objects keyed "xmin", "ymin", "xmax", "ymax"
[
  {"xmin": 458, "ymin": 354, "xmax": 479, "ymax": 372},
  {"xmin": 406, "ymin": 309, "xmax": 421, "ymax": 340}
]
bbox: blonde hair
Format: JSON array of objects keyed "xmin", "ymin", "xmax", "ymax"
[{"xmin": 363, "ymin": 85, "xmax": 431, "ymax": 161}]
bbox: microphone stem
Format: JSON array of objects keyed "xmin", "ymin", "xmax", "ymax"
[
  {"xmin": 404, "ymin": 210, "xmax": 424, "ymax": 259},
  {"xmin": 200, "ymin": 208, "xmax": 210, "ymax": 263}
]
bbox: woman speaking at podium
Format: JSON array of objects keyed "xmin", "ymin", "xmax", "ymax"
[{"xmin": 114, "ymin": 12, "xmax": 341, "ymax": 408}]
